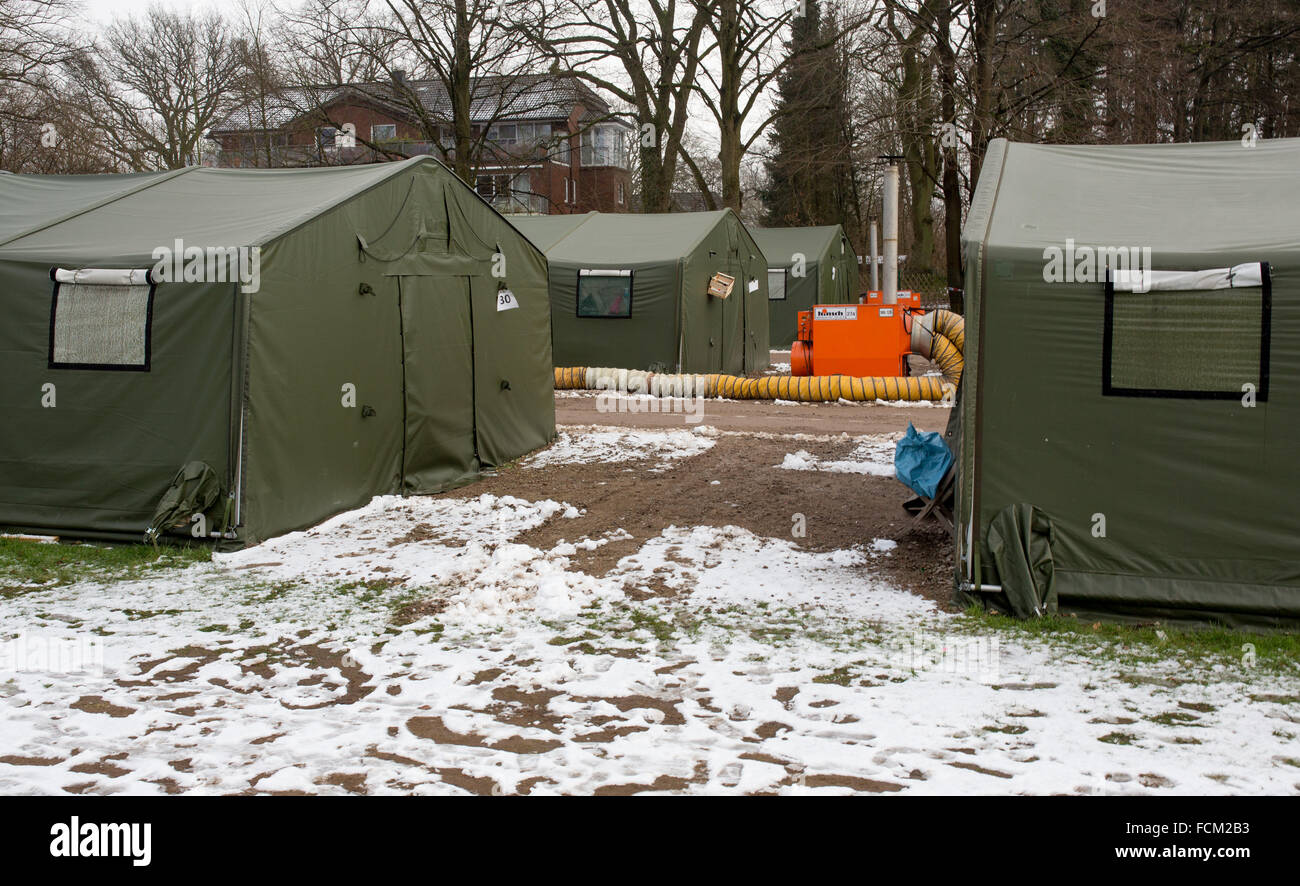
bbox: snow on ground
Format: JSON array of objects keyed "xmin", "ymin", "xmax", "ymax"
[
  {"xmin": 777, "ymin": 434, "xmax": 899, "ymax": 477},
  {"xmin": 523, "ymin": 427, "xmax": 715, "ymax": 473},
  {"xmin": 1, "ymin": 445, "xmax": 1298, "ymax": 795}
]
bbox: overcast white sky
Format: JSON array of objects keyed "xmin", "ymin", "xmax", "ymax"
[{"xmin": 83, "ymin": 0, "xmax": 247, "ymax": 24}]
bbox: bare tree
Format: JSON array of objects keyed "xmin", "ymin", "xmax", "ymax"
[
  {"xmin": 277, "ymin": 0, "xmax": 394, "ymax": 86},
  {"xmin": 0, "ymin": 0, "xmax": 79, "ymax": 89},
  {"xmin": 63, "ymin": 6, "xmax": 245, "ymax": 169},
  {"xmin": 0, "ymin": 75, "xmax": 120, "ymax": 172},
  {"xmin": 692, "ymin": 0, "xmax": 870, "ymax": 212},
  {"xmin": 364, "ymin": 0, "xmax": 557, "ymax": 183},
  {"xmin": 229, "ymin": 0, "xmax": 290, "ymax": 168},
  {"xmin": 541, "ymin": 0, "xmax": 710, "ymax": 213}
]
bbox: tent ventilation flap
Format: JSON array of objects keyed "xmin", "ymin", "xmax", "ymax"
[{"xmin": 52, "ymin": 267, "xmax": 152, "ymax": 286}]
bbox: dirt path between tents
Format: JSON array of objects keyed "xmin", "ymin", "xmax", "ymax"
[{"xmin": 450, "ymin": 398, "xmax": 956, "ymax": 606}]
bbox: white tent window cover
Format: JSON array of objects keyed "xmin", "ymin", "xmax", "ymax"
[
  {"xmin": 1111, "ymin": 262, "xmax": 1265, "ymax": 293},
  {"xmin": 1104, "ymin": 262, "xmax": 1270, "ymax": 400},
  {"xmin": 49, "ymin": 268, "xmax": 154, "ymax": 370},
  {"xmin": 768, "ymin": 268, "xmax": 787, "ymax": 301}
]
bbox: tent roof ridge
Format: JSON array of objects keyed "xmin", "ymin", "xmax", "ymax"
[
  {"xmin": 244, "ymin": 156, "xmax": 436, "ymax": 247},
  {"xmin": 540, "ymin": 211, "xmax": 597, "ymax": 250}
]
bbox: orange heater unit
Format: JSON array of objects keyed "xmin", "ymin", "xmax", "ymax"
[{"xmin": 791, "ymin": 292, "xmax": 921, "ymax": 378}]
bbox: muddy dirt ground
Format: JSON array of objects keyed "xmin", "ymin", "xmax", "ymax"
[{"xmin": 453, "ymin": 394, "xmax": 956, "ymax": 606}]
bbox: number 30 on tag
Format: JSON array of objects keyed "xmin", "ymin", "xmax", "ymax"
[{"xmin": 497, "ymin": 289, "xmax": 519, "ymax": 311}]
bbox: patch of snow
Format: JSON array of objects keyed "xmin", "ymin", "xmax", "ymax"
[
  {"xmin": 1, "ymin": 428, "xmax": 1295, "ymax": 797},
  {"xmin": 776, "ymin": 435, "xmax": 899, "ymax": 477},
  {"xmin": 524, "ymin": 427, "xmax": 715, "ymax": 473}
]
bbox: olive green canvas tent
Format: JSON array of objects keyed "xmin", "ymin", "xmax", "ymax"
[
  {"xmin": 0, "ymin": 157, "xmax": 554, "ymax": 546},
  {"xmin": 956, "ymin": 137, "xmax": 1300, "ymax": 628},
  {"xmin": 752, "ymin": 225, "xmax": 859, "ymax": 347},
  {"xmin": 513, "ymin": 210, "xmax": 770, "ymax": 373}
]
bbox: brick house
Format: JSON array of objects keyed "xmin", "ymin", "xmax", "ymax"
[{"xmin": 208, "ymin": 73, "xmax": 633, "ymax": 215}]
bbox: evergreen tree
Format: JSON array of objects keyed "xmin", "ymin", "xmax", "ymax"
[{"xmin": 761, "ymin": 1, "xmax": 852, "ymax": 227}]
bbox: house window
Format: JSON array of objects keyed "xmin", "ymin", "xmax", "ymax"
[
  {"xmin": 552, "ymin": 130, "xmax": 572, "ymax": 164},
  {"xmin": 49, "ymin": 269, "xmax": 155, "ymax": 371},
  {"xmin": 767, "ymin": 269, "xmax": 787, "ymax": 301},
  {"xmin": 487, "ymin": 123, "xmax": 517, "ymax": 146},
  {"xmin": 616, "ymin": 181, "xmax": 625, "ymax": 204},
  {"xmin": 475, "ymin": 172, "xmax": 536, "ymax": 213},
  {"xmin": 317, "ymin": 126, "xmax": 337, "ymax": 149},
  {"xmin": 371, "ymin": 123, "xmax": 397, "ymax": 142},
  {"xmin": 577, "ymin": 269, "xmax": 633, "ymax": 318},
  {"xmin": 579, "ymin": 124, "xmax": 629, "ymax": 169},
  {"xmin": 502, "ymin": 122, "xmax": 551, "ymax": 145},
  {"xmin": 1103, "ymin": 263, "xmax": 1271, "ymax": 400}
]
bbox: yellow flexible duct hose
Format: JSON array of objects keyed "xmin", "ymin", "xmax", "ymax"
[
  {"xmin": 554, "ymin": 366, "xmax": 589, "ymax": 390},
  {"xmin": 909, "ymin": 309, "xmax": 965, "ymax": 386},
  {"xmin": 554, "ymin": 367, "xmax": 952, "ymax": 402},
  {"xmin": 553, "ymin": 309, "xmax": 963, "ymax": 403},
  {"xmin": 711, "ymin": 373, "xmax": 949, "ymax": 402}
]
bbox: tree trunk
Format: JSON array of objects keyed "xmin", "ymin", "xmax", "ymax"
[
  {"xmin": 935, "ymin": 0, "xmax": 963, "ymax": 312},
  {"xmin": 968, "ymin": 0, "xmax": 996, "ymax": 202},
  {"xmin": 451, "ymin": 0, "xmax": 474, "ymax": 183}
]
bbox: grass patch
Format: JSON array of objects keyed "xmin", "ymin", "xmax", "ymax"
[
  {"xmin": 1146, "ymin": 711, "xmax": 1205, "ymax": 727},
  {"xmin": 958, "ymin": 606, "xmax": 1300, "ymax": 675},
  {"xmin": 1098, "ymin": 731, "xmax": 1137, "ymax": 745},
  {"xmin": 812, "ymin": 665, "xmax": 856, "ymax": 686},
  {"xmin": 548, "ymin": 631, "xmax": 600, "ymax": 647},
  {"xmin": 0, "ymin": 537, "xmax": 210, "ymax": 591}
]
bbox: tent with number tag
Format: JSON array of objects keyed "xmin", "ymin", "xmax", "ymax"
[
  {"xmin": 0, "ymin": 157, "xmax": 554, "ymax": 546},
  {"xmin": 513, "ymin": 209, "xmax": 770, "ymax": 374},
  {"xmin": 955, "ymin": 137, "xmax": 1300, "ymax": 627}
]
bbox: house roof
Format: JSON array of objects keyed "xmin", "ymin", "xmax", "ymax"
[{"xmin": 211, "ymin": 73, "xmax": 619, "ymax": 135}]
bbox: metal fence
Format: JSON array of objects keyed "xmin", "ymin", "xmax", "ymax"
[{"xmin": 899, "ymin": 268, "xmax": 954, "ymax": 311}]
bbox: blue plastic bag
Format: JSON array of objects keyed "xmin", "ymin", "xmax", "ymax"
[{"xmin": 893, "ymin": 422, "xmax": 953, "ymax": 499}]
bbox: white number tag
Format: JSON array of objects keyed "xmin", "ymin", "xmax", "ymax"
[{"xmin": 497, "ymin": 289, "xmax": 519, "ymax": 311}]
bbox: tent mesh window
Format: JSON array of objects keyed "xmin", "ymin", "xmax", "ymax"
[
  {"xmin": 577, "ymin": 271, "xmax": 633, "ymax": 318},
  {"xmin": 767, "ymin": 268, "xmax": 787, "ymax": 300},
  {"xmin": 1104, "ymin": 282, "xmax": 1269, "ymax": 399},
  {"xmin": 50, "ymin": 281, "xmax": 153, "ymax": 370}
]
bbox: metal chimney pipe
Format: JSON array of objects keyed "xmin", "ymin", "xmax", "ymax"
[
  {"xmin": 868, "ymin": 220, "xmax": 880, "ymax": 293},
  {"xmin": 883, "ymin": 161, "xmax": 899, "ymax": 305}
]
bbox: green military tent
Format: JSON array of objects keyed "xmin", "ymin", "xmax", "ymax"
[
  {"xmin": 513, "ymin": 210, "xmax": 770, "ymax": 374},
  {"xmin": 752, "ymin": 225, "xmax": 860, "ymax": 347},
  {"xmin": 508, "ymin": 213, "xmax": 591, "ymax": 252},
  {"xmin": 956, "ymin": 137, "xmax": 1300, "ymax": 628},
  {"xmin": 0, "ymin": 157, "xmax": 554, "ymax": 546}
]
